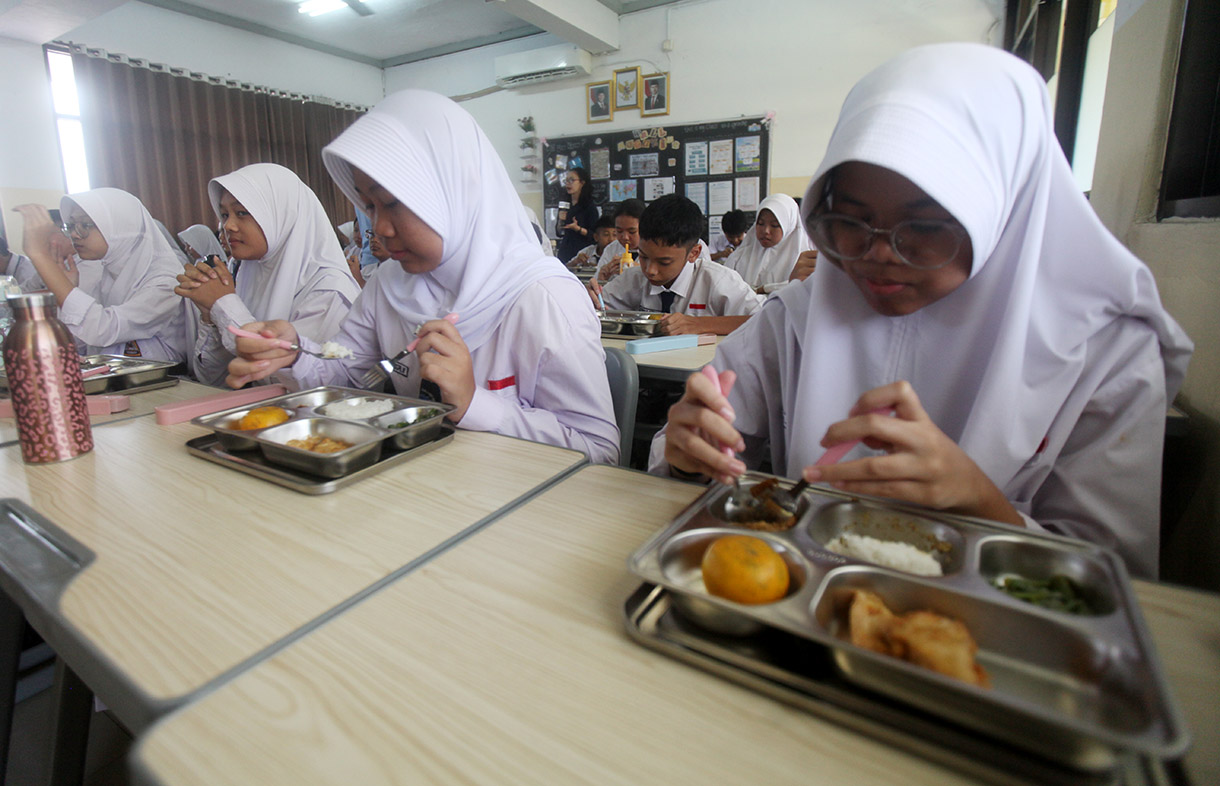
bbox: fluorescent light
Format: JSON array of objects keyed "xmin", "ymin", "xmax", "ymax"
[{"xmin": 298, "ymin": 0, "xmax": 359, "ymax": 17}]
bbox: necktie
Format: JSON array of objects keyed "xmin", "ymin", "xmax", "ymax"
[{"xmin": 659, "ymin": 290, "xmax": 677, "ymax": 313}]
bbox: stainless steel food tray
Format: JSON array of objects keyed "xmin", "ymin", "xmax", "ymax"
[
  {"xmin": 624, "ymin": 583, "xmax": 1180, "ymax": 786},
  {"xmin": 598, "ymin": 309, "xmax": 663, "ymax": 336},
  {"xmin": 190, "ymin": 386, "xmax": 454, "ymax": 478},
  {"xmin": 626, "ymin": 474, "xmax": 1189, "ymax": 771},
  {"xmin": 185, "ymin": 422, "xmax": 455, "ymax": 494},
  {"xmin": 0, "ymin": 354, "xmax": 178, "ymax": 395}
]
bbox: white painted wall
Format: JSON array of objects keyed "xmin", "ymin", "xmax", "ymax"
[
  {"xmin": 0, "ymin": 36, "xmax": 69, "ymax": 242},
  {"xmin": 1090, "ymin": 0, "xmax": 1220, "ymax": 419},
  {"xmin": 385, "ymin": 0, "xmax": 1002, "ymax": 208}
]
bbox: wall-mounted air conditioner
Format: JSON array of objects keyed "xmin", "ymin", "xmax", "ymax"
[{"xmin": 494, "ymin": 44, "xmax": 592, "ymax": 88}]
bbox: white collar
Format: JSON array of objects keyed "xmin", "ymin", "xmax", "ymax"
[{"xmin": 648, "ymin": 259, "xmax": 694, "ymax": 298}]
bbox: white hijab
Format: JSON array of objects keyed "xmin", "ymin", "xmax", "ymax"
[
  {"xmin": 321, "ymin": 89, "xmax": 572, "ymax": 352},
  {"xmin": 208, "ymin": 163, "xmax": 359, "ymax": 323},
  {"xmin": 522, "ymin": 206, "xmax": 555, "ymax": 258},
  {"xmin": 724, "ymin": 193, "xmax": 811, "ymax": 288},
  {"xmin": 61, "ymin": 188, "xmax": 185, "ymax": 315},
  {"xmin": 178, "ymin": 223, "xmax": 226, "ymax": 262},
  {"xmin": 783, "ymin": 43, "xmax": 1191, "ymax": 486}
]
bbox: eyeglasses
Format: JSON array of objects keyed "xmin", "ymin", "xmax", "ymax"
[
  {"xmin": 806, "ymin": 213, "xmax": 967, "ymax": 270},
  {"xmin": 62, "ymin": 221, "xmax": 98, "ymax": 239}
]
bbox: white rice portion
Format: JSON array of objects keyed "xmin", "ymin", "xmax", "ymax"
[
  {"xmin": 320, "ymin": 398, "xmax": 394, "ymax": 420},
  {"xmin": 320, "ymin": 341, "xmax": 354, "ymax": 359},
  {"xmin": 825, "ymin": 532, "xmax": 943, "ymax": 577}
]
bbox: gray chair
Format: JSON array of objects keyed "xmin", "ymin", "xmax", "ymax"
[{"xmin": 602, "ymin": 346, "xmax": 638, "ymax": 467}]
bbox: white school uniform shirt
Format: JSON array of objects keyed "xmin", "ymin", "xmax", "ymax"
[
  {"xmin": 596, "ymin": 239, "xmax": 712, "ymax": 281},
  {"xmin": 652, "ymin": 43, "xmax": 1192, "ymax": 578},
  {"xmin": 723, "ymin": 193, "xmax": 812, "ymax": 289},
  {"xmin": 569, "ymin": 242, "xmax": 598, "ymax": 265},
  {"xmin": 600, "ymin": 257, "xmax": 763, "ymax": 316},
  {"xmin": 189, "ymin": 163, "xmax": 360, "ymax": 386},
  {"xmin": 2, "ymin": 253, "xmax": 45, "ymax": 292},
  {"xmin": 316, "ymin": 88, "xmax": 619, "ymax": 464},
  {"xmin": 289, "ymin": 273, "xmax": 619, "ymax": 465},
  {"xmin": 58, "ymin": 188, "xmax": 187, "ymax": 363}
]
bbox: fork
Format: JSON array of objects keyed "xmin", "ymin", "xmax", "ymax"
[{"xmin": 358, "ymin": 312, "xmax": 460, "ymax": 390}]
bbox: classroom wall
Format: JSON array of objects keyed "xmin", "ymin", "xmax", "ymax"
[
  {"xmin": 384, "ymin": 0, "xmax": 1003, "ymax": 215},
  {"xmin": 0, "ymin": 36, "xmax": 68, "ymax": 243},
  {"xmin": 1089, "ymin": 0, "xmax": 1220, "ymax": 420}
]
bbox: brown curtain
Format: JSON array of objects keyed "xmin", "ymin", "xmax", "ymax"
[{"xmin": 72, "ymin": 53, "xmax": 364, "ymax": 243}]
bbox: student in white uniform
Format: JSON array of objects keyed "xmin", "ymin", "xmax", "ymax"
[
  {"xmin": 594, "ymin": 199, "xmax": 645, "ymax": 283},
  {"xmin": 13, "ymin": 190, "xmax": 187, "ymax": 362},
  {"xmin": 568, "ymin": 213, "xmax": 616, "ymax": 270},
  {"xmin": 225, "ymin": 89, "xmax": 619, "ymax": 465},
  {"xmin": 708, "ymin": 209, "xmax": 748, "ymax": 262},
  {"xmin": 589, "ymin": 195, "xmax": 763, "ymax": 335},
  {"xmin": 178, "ymin": 224, "xmax": 227, "ymax": 264},
  {"xmin": 652, "ymin": 44, "xmax": 1192, "ymax": 578},
  {"xmin": 0, "ymin": 235, "xmax": 44, "ymax": 292},
  {"xmin": 175, "ymin": 163, "xmax": 360, "ymax": 387},
  {"xmin": 723, "ymin": 193, "xmax": 813, "ymax": 291}
]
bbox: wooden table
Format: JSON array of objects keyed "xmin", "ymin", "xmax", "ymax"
[
  {"xmin": 0, "ymin": 416, "xmax": 586, "ymax": 730},
  {"xmin": 601, "ymin": 335, "xmax": 721, "ymax": 383},
  {"xmin": 131, "ymin": 465, "xmax": 1220, "ymax": 785},
  {"xmin": 0, "ymin": 378, "xmax": 213, "ymax": 447}
]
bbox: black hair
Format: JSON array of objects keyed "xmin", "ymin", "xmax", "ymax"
[
  {"xmin": 569, "ymin": 166, "xmax": 592, "ymax": 207},
  {"xmin": 639, "ymin": 194, "xmax": 703, "ymax": 248},
  {"xmin": 720, "ymin": 209, "xmax": 749, "ymax": 235},
  {"xmin": 594, "ymin": 213, "xmax": 616, "ymax": 231},
  {"xmin": 614, "ymin": 198, "xmax": 646, "ymax": 220}
]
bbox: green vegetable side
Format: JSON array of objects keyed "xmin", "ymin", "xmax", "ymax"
[{"xmin": 992, "ymin": 574, "xmax": 1096, "ymax": 615}]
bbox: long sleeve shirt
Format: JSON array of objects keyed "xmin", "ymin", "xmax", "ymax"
[{"xmin": 600, "ymin": 259, "xmax": 763, "ymax": 317}]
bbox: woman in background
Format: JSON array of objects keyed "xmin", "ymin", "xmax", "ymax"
[
  {"xmin": 178, "ymin": 223, "xmax": 227, "ymax": 264},
  {"xmin": 14, "ymin": 189, "xmax": 186, "ymax": 362},
  {"xmin": 555, "ymin": 167, "xmax": 599, "ymax": 264},
  {"xmin": 176, "ymin": 162, "xmax": 359, "ymax": 386}
]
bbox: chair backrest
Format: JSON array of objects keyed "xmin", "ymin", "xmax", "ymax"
[{"xmin": 602, "ymin": 345, "xmax": 638, "ymax": 467}]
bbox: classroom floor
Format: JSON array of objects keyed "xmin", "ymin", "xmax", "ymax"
[{"xmin": 5, "ymin": 647, "xmax": 132, "ymax": 786}]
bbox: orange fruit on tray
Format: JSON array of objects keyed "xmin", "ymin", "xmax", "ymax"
[
  {"xmin": 233, "ymin": 406, "xmax": 290, "ymax": 431},
  {"xmin": 701, "ymin": 534, "xmax": 790, "ymax": 605}
]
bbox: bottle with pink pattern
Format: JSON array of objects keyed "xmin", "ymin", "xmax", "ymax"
[{"xmin": 2, "ymin": 293, "xmax": 92, "ymax": 463}]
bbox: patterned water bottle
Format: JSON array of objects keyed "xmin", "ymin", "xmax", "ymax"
[{"xmin": 2, "ymin": 292, "xmax": 93, "ymax": 463}]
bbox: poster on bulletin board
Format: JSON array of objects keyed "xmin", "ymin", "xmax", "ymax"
[{"xmin": 542, "ymin": 116, "xmax": 770, "ymax": 241}]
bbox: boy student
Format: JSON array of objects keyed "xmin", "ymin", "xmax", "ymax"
[
  {"xmin": 594, "ymin": 198, "xmax": 645, "ymax": 283},
  {"xmin": 569, "ymin": 213, "xmax": 615, "ymax": 269},
  {"xmin": 588, "ymin": 194, "xmax": 762, "ymax": 336},
  {"xmin": 709, "ymin": 209, "xmax": 748, "ymax": 262}
]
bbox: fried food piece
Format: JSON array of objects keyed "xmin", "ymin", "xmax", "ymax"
[
  {"xmin": 286, "ymin": 435, "xmax": 352, "ymax": 453},
  {"xmin": 737, "ymin": 478, "xmax": 796, "ymax": 531},
  {"xmin": 848, "ymin": 589, "xmax": 896, "ymax": 654},
  {"xmin": 886, "ymin": 611, "xmax": 991, "ymax": 688},
  {"xmin": 847, "ymin": 590, "xmax": 990, "ymax": 688}
]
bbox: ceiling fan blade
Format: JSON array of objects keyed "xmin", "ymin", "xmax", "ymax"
[{"xmin": 343, "ymin": 0, "xmax": 374, "ymax": 15}]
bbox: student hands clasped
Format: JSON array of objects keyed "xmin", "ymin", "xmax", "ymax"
[{"xmin": 176, "ymin": 256, "xmax": 236, "ymax": 322}]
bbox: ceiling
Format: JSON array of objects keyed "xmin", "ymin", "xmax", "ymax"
[{"xmin": 0, "ymin": 0, "xmax": 687, "ymax": 68}]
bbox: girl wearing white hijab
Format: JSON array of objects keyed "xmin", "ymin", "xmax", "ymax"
[
  {"xmin": 722, "ymin": 193, "xmax": 813, "ymax": 291},
  {"xmin": 227, "ymin": 90, "xmax": 619, "ymax": 464},
  {"xmin": 177, "ymin": 224, "xmax": 227, "ymax": 263},
  {"xmin": 13, "ymin": 189, "xmax": 187, "ymax": 362},
  {"xmin": 653, "ymin": 43, "xmax": 1192, "ymax": 578},
  {"xmin": 177, "ymin": 163, "xmax": 360, "ymax": 386}
]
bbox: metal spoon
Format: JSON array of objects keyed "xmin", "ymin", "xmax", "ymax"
[{"xmin": 769, "ymin": 406, "xmax": 896, "ymax": 515}]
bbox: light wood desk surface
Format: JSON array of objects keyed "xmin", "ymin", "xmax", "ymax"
[
  {"xmin": 133, "ymin": 465, "xmax": 1220, "ymax": 786},
  {"xmin": 0, "ymin": 416, "xmax": 584, "ymax": 727},
  {"xmin": 601, "ymin": 335, "xmax": 721, "ymax": 382},
  {"xmin": 0, "ymin": 378, "xmax": 215, "ymax": 446}
]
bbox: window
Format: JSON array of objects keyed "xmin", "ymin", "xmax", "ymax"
[
  {"xmin": 45, "ymin": 48, "xmax": 90, "ymax": 194},
  {"xmin": 1159, "ymin": 0, "xmax": 1220, "ymax": 219}
]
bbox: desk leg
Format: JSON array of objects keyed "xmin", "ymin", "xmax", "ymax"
[
  {"xmin": 46, "ymin": 658, "xmax": 91, "ymax": 786},
  {"xmin": 0, "ymin": 593, "xmax": 21, "ymax": 777}
]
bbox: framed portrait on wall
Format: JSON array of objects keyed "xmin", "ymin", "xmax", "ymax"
[
  {"xmin": 613, "ymin": 66, "xmax": 641, "ymax": 111},
  {"xmin": 587, "ymin": 81, "xmax": 613, "ymax": 123},
  {"xmin": 641, "ymin": 72, "xmax": 669, "ymax": 117}
]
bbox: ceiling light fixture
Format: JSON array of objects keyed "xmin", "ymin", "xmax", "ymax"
[{"xmin": 297, "ymin": 0, "xmax": 363, "ymax": 17}]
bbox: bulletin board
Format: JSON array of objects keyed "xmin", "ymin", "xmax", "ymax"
[{"xmin": 542, "ymin": 116, "xmax": 771, "ymax": 242}]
